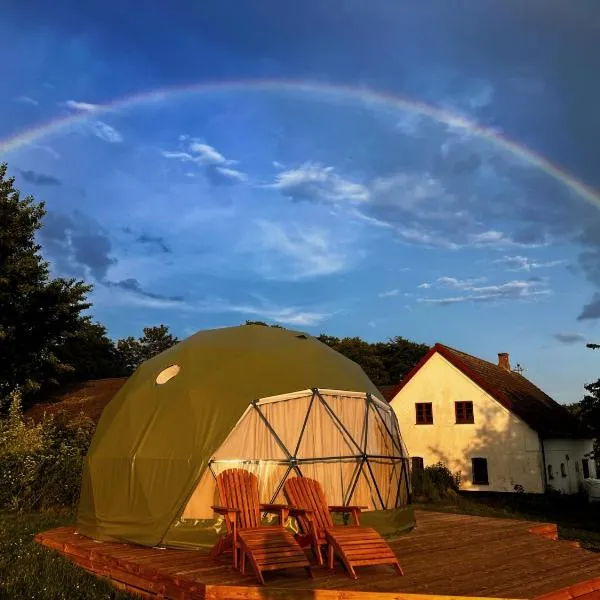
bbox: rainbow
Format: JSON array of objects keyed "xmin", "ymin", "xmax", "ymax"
[{"xmin": 2, "ymin": 78, "xmax": 599, "ymax": 208}]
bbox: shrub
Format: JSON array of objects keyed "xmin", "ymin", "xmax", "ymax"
[
  {"xmin": 0, "ymin": 391, "xmax": 94, "ymax": 512},
  {"xmin": 411, "ymin": 461, "xmax": 461, "ymax": 503}
]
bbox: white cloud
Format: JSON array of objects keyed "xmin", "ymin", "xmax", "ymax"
[
  {"xmin": 14, "ymin": 96, "xmax": 39, "ymax": 106},
  {"xmin": 371, "ymin": 172, "xmax": 447, "ymax": 210},
  {"xmin": 350, "ymin": 209, "xmax": 394, "ymax": 229},
  {"xmin": 468, "ymin": 80, "xmax": 494, "ymax": 109},
  {"xmin": 189, "ymin": 142, "xmax": 228, "ymax": 165},
  {"xmin": 395, "ymin": 112, "xmax": 424, "ymax": 135},
  {"xmin": 436, "ymin": 276, "xmax": 487, "ymax": 289},
  {"xmin": 391, "ymin": 228, "xmax": 548, "ymax": 252},
  {"xmin": 195, "ymin": 296, "xmax": 330, "ymax": 326},
  {"xmin": 397, "ymin": 227, "xmax": 460, "ymax": 250},
  {"xmin": 493, "ymin": 255, "xmax": 566, "ymax": 271},
  {"xmin": 468, "ymin": 230, "xmax": 546, "ymax": 249},
  {"xmin": 269, "ymin": 163, "xmax": 370, "ymax": 204},
  {"xmin": 273, "ymin": 160, "xmax": 285, "ymax": 169},
  {"xmin": 379, "ymin": 289, "xmax": 400, "ymax": 298},
  {"xmin": 417, "ymin": 282, "xmax": 432, "ymax": 289},
  {"xmin": 162, "ymin": 151, "xmax": 193, "ymax": 160},
  {"xmin": 228, "ymin": 303, "xmax": 329, "ymax": 326},
  {"xmin": 216, "ymin": 166, "xmax": 248, "ymax": 182},
  {"xmin": 248, "ymin": 220, "xmax": 348, "ymax": 280},
  {"xmin": 92, "ymin": 121, "xmax": 123, "ymax": 143},
  {"xmin": 417, "ymin": 278, "xmax": 550, "ymax": 305},
  {"xmin": 162, "ymin": 140, "xmax": 245, "ymax": 180},
  {"xmin": 65, "ymin": 100, "xmax": 100, "ymax": 112}
]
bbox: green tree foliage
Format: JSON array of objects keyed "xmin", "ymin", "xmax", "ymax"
[
  {"xmin": 0, "ymin": 390, "xmax": 94, "ymax": 511},
  {"xmin": 55, "ymin": 319, "xmax": 121, "ymax": 382},
  {"xmin": 568, "ymin": 344, "xmax": 600, "ymax": 460},
  {"xmin": 411, "ymin": 462, "xmax": 462, "ymax": 503},
  {"xmin": 569, "ymin": 380, "xmax": 600, "ymax": 459},
  {"xmin": 0, "ymin": 163, "xmax": 92, "ymax": 396},
  {"xmin": 318, "ymin": 334, "xmax": 429, "ymax": 386},
  {"xmin": 244, "ymin": 320, "xmax": 283, "ymax": 328},
  {"xmin": 116, "ymin": 324, "xmax": 179, "ymax": 374}
]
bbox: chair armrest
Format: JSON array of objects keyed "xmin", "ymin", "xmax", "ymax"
[
  {"xmin": 260, "ymin": 503, "xmax": 290, "ymax": 512},
  {"xmin": 211, "ymin": 505, "xmax": 240, "ymax": 515},
  {"xmin": 328, "ymin": 505, "xmax": 367, "ymax": 513},
  {"xmin": 288, "ymin": 507, "xmax": 314, "ymax": 518},
  {"xmin": 260, "ymin": 503, "xmax": 290, "ymax": 525},
  {"xmin": 329, "ymin": 505, "xmax": 366, "ymax": 526},
  {"xmin": 211, "ymin": 506, "xmax": 239, "ymax": 537}
]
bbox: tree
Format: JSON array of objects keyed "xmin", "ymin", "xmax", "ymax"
[
  {"xmin": 116, "ymin": 324, "xmax": 179, "ymax": 374},
  {"xmin": 317, "ymin": 334, "xmax": 429, "ymax": 386},
  {"xmin": 571, "ymin": 380, "xmax": 600, "ymax": 459},
  {"xmin": 54, "ymin": 319, "xmax": 121, "ymax": 382},
  {"xmin": 567, "ymin": 343, "xmax": 600, "ymax": 461},
  {"xmin": 244, "ymin": 320, "xmax": 283, "ymax": 328},
  {"xmin": 0, "ymin": 163, "xmax": 92, "ymax": 398},
  {"xmin": 115, "ymin": 336, "xmax": 144, "ymax": 375}
]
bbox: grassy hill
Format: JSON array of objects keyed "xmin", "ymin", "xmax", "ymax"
[{"xmin": 25, "ymin": 378, "xmax": 127, "ymax": 424}]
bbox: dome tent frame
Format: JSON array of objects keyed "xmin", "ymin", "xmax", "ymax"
[
  {"xmin": 205, "ymin": 388, "xmax": 411, "ymax": 512},
  {"xmin": 77, "ymin": 324, "xmax": 415, "ymax": 550}
]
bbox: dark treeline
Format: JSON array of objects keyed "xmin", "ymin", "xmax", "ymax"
[{"xmin": 0, "ymin": 163, "xmax": 429, "ymax": 408}]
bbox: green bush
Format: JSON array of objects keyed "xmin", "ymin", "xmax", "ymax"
[
  {"xmin": 411, "ymin": 461, "xmax": 462, "ymax": 502},
  {"xmin": 0, "ymin": 391, "xmax": 94, "ymax": 511}
]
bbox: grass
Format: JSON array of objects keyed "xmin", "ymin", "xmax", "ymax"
[
  {"xmin": 0, "ymin": 510, "xmax": 135, "ymax": 600},
  {"xmin": 413, "ymin": 491, "xmax": 600, "ymax": 552}
]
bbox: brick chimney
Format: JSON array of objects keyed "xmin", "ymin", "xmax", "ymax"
[{"xmin": 498, "ymin": 352, "xmax": 511, "ymax": 372}]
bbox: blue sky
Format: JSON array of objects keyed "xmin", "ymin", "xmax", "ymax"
[{"xmin": 2, "ymin": 0, "xmax": 600, "ymax": 403}]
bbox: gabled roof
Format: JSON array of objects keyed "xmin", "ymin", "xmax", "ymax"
[{"xmin": 388, "ymin": 343, "xmax": 590, "ymax": 439}]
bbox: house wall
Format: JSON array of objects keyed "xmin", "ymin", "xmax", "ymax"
[
  {"xmin": 389, "ymin": 352, "xmax": 545, "ymax": 494},
  {"xmin": 543, "ymin": 438, "xmax": 597, "ymax": 494}
]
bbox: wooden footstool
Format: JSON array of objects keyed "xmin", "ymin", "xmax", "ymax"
[
  {"xmin": 238, "ymin": 526, "xmax": 312, "ymax": 584},
  {"xmin": 325, "ymin": 526, "xmax": 403, "ymax": 579}
]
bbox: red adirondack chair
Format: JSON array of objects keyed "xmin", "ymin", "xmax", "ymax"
[
  {"xmin": 284, "ymin": 475, "xmax": 404, "ymax": 579},
  {"xmin": 210, "ymin": 468, "xmax": 311, "ymax": 584}
]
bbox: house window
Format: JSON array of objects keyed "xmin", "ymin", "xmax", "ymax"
[
  {"xmin": 472, "ymin": 458, "xmax": 489, "ymax": 485},
  {"xmin": 582, "ymin": 459, "xmax": 590, "ymax": 479},
  {"xmin": 455, "ymin": 401, "xmax": 474, "ymax": 424},
  {"xmin": 547, "ymin": 464, "xmax": 554, "ymax": 480},
  {"xmin": 415, "ymin": 403, "xmax": 433, "ymax": 424},
  {"xmin": 411, "ymin": 457, "xmax": 424, "ymax": 472},
  {"xmin": 560, "ymin": 463, "xmax": 567, "ymax": 477}
]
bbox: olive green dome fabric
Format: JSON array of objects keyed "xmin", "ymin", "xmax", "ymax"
[{"xmin": 76, "ymin": 325, "xmax": 386, "ymax": 547}]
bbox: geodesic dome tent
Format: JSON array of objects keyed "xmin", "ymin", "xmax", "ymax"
[{"xmin": 76, "ymin": 325, "xmax": 413, "ymax": 550}]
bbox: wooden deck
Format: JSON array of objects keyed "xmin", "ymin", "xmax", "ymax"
[{"xmin": 35, "ymin": 510, "xmax": 600, "ymax": 600}]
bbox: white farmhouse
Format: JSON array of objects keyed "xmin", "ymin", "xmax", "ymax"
[{"xmin": 387, "ymin": 344, "xmax": 596, "ymax": 494}]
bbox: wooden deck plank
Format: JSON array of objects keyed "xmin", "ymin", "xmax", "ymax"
[{"xmin": 34, "ymin": 510, "xmax": 600, "ymax": 600}]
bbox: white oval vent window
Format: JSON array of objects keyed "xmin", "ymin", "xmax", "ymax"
[{"xmin": 156, "ymin": 364, "xmax": 180, "ymax": 385}]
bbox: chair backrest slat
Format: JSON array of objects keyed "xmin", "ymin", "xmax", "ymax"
[
  {"xmin": 284, "ymin": 476, "xmax": 333, "ymax": 536},
  {"xmin": 216, "ymin": 468, "xmax": 261, "ymax": 530}
]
